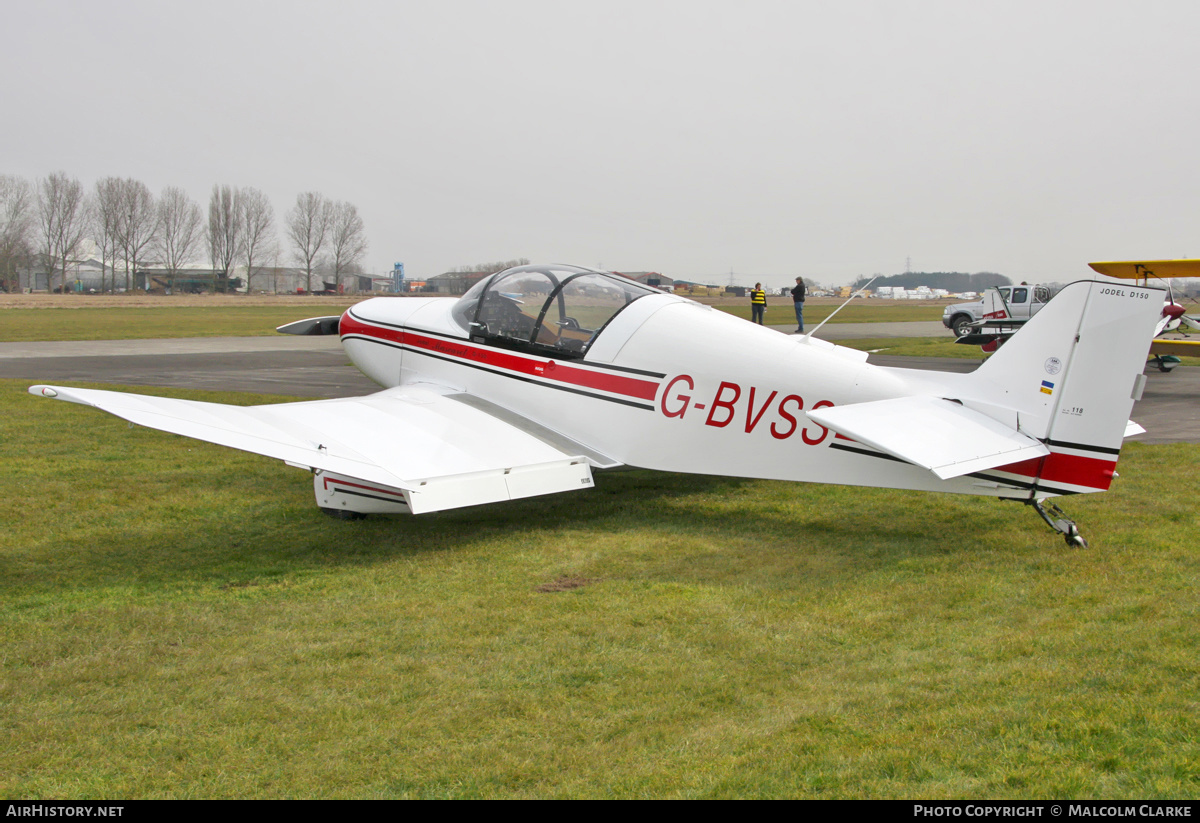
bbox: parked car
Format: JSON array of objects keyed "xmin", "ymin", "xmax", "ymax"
[{"xmin": 942, "ymin": 284, "xmax": 1054, "ymax": 336}]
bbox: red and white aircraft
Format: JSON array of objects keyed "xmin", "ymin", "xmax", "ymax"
[{"xmin": 31, "ymin": 264, "xmax": 1164, "ymax": 547}]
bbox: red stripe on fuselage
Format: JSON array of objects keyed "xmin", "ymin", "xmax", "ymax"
[
  {"xmin": 993, "ymin": 451, "xmax": 1117, "ymax": 490},
  {"xmin": 323, "ymin": 476, "xmax": 406, "ymax": 498},
  {"xmin": 340, "ymin": 313, "xmax": 660, "ymax": 401}
]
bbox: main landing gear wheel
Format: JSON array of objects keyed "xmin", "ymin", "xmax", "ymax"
[
  {"xmin": 321, "ymin": 507, "xmax": 367, "ymax": 521},
  {"xmin": 1151, "ymin": 355, "xmax": 1182, "ymax": 373},
  {"xmin": 1028, "ymin": 499, "xmax": 1088, "ymax": 549}
]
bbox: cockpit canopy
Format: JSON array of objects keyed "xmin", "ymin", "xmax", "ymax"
[{"xmin": 451, "ymin": 264, "xmax": 659, "ymax": 358}]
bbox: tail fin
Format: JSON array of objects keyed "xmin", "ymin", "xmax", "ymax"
[
  {"xmin": 979, "ymin": 287, "xmax": 1012, "ymax": 321},
  {"xmin": 965, "ymin": 278, "xmax": 1162, "ymax": 494}
]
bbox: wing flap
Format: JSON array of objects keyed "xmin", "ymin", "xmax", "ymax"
[
  {"xmin": 405, "ymin": 459, "xmax": 593, "ymax": 514},
  {"xmin": 30, "ymin": 384, "xmax": 614, "ymax": 512},
  {"xmin": 808, "ymin": 395, "xmax": 1049, "ymax": 480}
]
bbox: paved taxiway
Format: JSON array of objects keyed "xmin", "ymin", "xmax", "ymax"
[{"xmin": 2, "ymin": 322, "xmax": 1197, "ymax": 443}]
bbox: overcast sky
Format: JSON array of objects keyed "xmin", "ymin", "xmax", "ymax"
[{"xmin": 4, "ymin": 0, "xmax": 1198, "ymax": 288}]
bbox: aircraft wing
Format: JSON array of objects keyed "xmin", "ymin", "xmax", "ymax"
[
  {"xmin": 807, "ymin": 395, "xmax": 1049, "ymax": 480},
  {"xmin": 1088, "ymin": 259, "xmax": 1200, "ymax": 279},
  {"xmin": 1150, "ymin": 338, "xmax": 1200, "ymax": 358},
  {"xmin": 29, "ymin": 384, "xmax": 618, "ymax": 514}
]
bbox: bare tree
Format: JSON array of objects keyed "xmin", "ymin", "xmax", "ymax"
[
  {"xmin": 37, "ymin": 172, "xmax": 90, "ymax": 293},
  {"xmin": 157, "ymin": 186, "xmax": 203, "ymax": 279},
  {"xmin": 453, "ymin": 258, "xmax": 530, "ymax": 274},
  {"xmin": 0, "ymin": 174, "xmax": 35, "ymax": 292},
  {"xmin": 328, "ymin": 200, "xmax": 368, "ymax": 290},
  {"xmin": 286, "ymin": 191, "xmax": 332, "ymax": 293},
  {"xmin": 238, "ymin": 187, "xmax": 276, "ymax": 294},
  {"xmin": 92, "ymin": 177, "xmax": 124, "ymax": 293},
  {"xmin": 207, "ymin": 184, "xmax": 242, "ymax": 292},
  {"xmin": 115, "ymin": 178, "xmax": 158, "ymax": 291}
]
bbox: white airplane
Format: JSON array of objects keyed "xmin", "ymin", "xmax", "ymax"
[{"xmin": 30, "ymin": 264, "xmax": 1164, "ymax": 548}]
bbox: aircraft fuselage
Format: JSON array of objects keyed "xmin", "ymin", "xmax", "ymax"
[{"xmin": 338, "ymin": 293, "xmax": 1109, "ymax": 501}]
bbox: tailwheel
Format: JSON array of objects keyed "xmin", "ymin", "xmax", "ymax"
[
  {"xmin": 1064, "ymin": 523, "xmax": 1088, "ymax": 550},
  {"xmin": 1028, "ymin": 499, "xmax": 1088, "ymax": 549}
]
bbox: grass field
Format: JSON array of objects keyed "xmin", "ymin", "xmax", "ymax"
[
  {"xmin": 711, "ymin": 302, "xmax": 946, "ymax": 324},
  {"xmin": 0, "ymin": 305, "xmax": 357, "ymax": 342},
  {"xmin": 836, "ymin": 337, "xmax": 994, "ymax": 360},
  {"xmin": 6, "ymin": 304, "xmax": 1194, "ymax": 371},
  {"xmin": 832, "ymin": 337, "xmax": 1200, "ymax": 366},
  {"xmin": 0, "ymin": 298, "xmax": 945, "ymax": 342},
  {"xmin": 3, "ymin": 379, "xmax": 1197, "ymax": 799}
]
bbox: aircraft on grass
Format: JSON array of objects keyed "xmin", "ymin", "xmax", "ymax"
[
  {"xmin": 959, "ymin": 260, "xmax": 1199, "ymax": 371},
  {"xmin": 31, "ymin": 264, "xmax": 1164, "ymax": 548}
]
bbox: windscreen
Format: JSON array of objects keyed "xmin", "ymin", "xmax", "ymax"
[{"xmin": 454, "ymin": 265, "xmax": 658, "ymax": 358}]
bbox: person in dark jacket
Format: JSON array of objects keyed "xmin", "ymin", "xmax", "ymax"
[
  {"xmin": 791, "ymin": 277, "xmax": 806, "ymax": 333},
  {"xmin": 750, "ymin": 283, "xmax": 767, "ymax": 324}
]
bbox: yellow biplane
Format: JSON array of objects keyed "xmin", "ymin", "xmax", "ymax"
[{"xmin": 1088, "ymin": 260, "xmax": 1200, "ymax": 371}]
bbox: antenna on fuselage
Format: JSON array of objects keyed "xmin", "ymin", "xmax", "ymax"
[{"xmin": 805, "ymin": 277, "xmax": 877, "ymax": 339}]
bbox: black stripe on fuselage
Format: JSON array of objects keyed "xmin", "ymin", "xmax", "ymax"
[
  {"xmin": 828, "ymin": 442, "xmax": 907, "ymax": 464},
  {"xmin": 828, "ymin": 441, "xmax": 1080, "ymax": 496},
  {"xmin": 341, "ymin": 333, "xmax": 658, "ymax": 411},
  {"xmin": 344, "ymin": 308, "xmax": 667, "ymax": 379},
  {"xmin": 1042, "ymin": 438, "xmax": 1121, "ymax": 456}
]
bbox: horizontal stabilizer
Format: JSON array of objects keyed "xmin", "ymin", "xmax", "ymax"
[
  {"xmin": 807, "ymin": 395, "xmax": 1049, "ymax": 480},
  {"xmin": 954, "ymin": 330, "xmax": 1007, "ymax": 346},
  {"xmin": 276, "ymin": 315, "xmax": 342, "ymax": 335},
  {"xmin": 29, "ymin": 384, "xmax": 615, "ymax": 513}
]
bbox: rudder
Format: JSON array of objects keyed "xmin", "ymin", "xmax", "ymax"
[{"xmin": 967, "ymin": 278, "xmax": 1162, "ymax": 494}]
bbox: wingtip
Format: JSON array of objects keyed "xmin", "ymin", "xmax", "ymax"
[{"xmin": 28, "ymin": 385, "xmax": 99, "ymax": 406}]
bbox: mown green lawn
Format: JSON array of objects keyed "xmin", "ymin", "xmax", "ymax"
[
  {"xmin": 838, "ymin": 337, "xmax": 994, "ymax": 360},
  {"xmin": 714, "ymin": 302, "xmax": 946, "ymax": 324},
  {"xmin": 3, "ymin": 380, "xmax": 1197, "ymax": 799},
  {"xmin": 0, "ymin": 305, "xmax": 356, "ymax": 342},
  {"xmin": 0, "ymin": 300, "xmax": 946, "ymax": 343}
]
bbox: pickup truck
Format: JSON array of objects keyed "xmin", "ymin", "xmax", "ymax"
[{"xmin": 942, "ymin": 284, "xmax": 1054, "ymax": 337}]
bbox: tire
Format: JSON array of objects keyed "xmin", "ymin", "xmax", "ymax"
[
  {"xmin": 320, "ymin": 507, "xmax": 367, "ymax": 521},
  {"xmin": 951, "ymin": 315, "xmax": 974, "ymax": 337}
]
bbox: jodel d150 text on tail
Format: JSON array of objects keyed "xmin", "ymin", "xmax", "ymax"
[{"xmin": 31, "ymin": 264, "xmax": 1164, "ymax": 547}]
